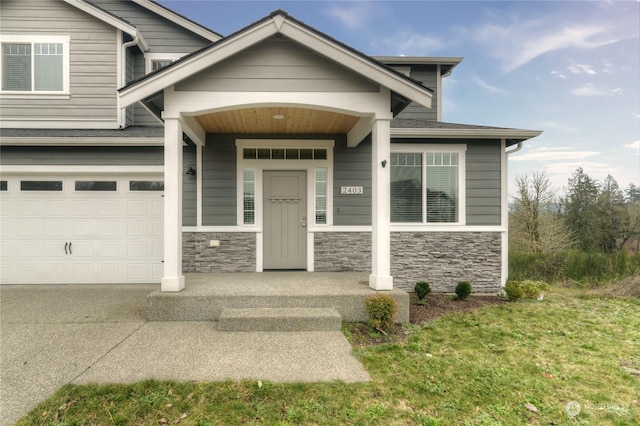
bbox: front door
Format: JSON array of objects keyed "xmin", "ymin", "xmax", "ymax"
[{"xmin": 263, "ymin": 170, "xmax": 307, "ymax": 269}]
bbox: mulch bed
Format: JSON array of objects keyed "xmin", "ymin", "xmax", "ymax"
[{"xmin": 346, "ymin": 293, "xmax": 507, "ymax": 346}]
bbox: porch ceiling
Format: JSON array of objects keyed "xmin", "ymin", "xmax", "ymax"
[{"xmin": 194, "ymin": 107, "xmax": 360, "ymax": 134}]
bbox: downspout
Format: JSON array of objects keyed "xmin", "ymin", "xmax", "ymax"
[
  {"xmin": 506, "ymin": 141, "xmax": 523, "ymax": 156},
  {"xmin": 120, "ymin": 33, "xmax": 142, "ymax": 128}
]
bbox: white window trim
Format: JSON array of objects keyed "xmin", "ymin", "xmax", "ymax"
[
  {"xmin": 144, "ymin": 53, "xmax": 184, "ymax": 74},
  {"xmin": 390, "ymin": 143, "xmax": 466, "ymax": 226},
  {"xmin": 0, "ymin": 35, "xmax": 70, "ymax": 97},
  {"xmin": 235, "ymin": 139, "xmax": 335, "ymax": 231}
]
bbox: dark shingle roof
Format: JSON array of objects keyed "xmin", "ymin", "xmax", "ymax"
[
  {"xmin": 1, "ymin": 126, "xmax": 164, "ymax": 138},
  {"xmin": 392, "ymin": 119, "xmax": 515, "ymax": 131}
]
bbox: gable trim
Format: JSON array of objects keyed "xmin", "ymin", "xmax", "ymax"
[{"xmin": 119, "ymin": 11, "xmax": 433, "ymax": 110}]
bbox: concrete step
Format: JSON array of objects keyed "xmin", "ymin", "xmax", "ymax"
[{"xmin": 218, "ymin": 307, "xmax": 342, "ymax": 332}]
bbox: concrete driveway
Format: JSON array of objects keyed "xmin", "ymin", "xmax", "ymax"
[{"xmin": 0, "ymin": 285, "xmax": 369, "ymax": 425}]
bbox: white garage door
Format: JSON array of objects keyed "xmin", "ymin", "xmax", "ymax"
[{"xmin": 0, "ymin": 175, "xmax": 164, "ymax": 284}]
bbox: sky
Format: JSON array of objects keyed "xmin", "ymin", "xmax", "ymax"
[{"xmin": 160, "ymin": 0, "xmax": 640, "ymax": 197}]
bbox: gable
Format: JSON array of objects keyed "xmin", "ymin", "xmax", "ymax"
[{"xmin": 174, "ymin": 36, "xmax": 380, "ymax": 93}]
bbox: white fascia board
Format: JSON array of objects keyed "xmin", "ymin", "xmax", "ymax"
[
  {"xmin": 278, "ymin": 19, "xmax": 432, "ymax": 109},
  {"xmin": 131, "ymin": 0, "xmax": 222, "ymax": 42},
  {"xmin": 391, "ymin": 128, "xmax": 543, "ymax": 140},
  {"xmin": 0, "ymin": 137, "xmax": 163, "ymax": 146},
  {"xmin": 62, "ymin": 0, "xmax": 140, "ymax": 40},
  {"xmin": 119, "ymin": 19, "xmax": 277, "ymax": 108}
]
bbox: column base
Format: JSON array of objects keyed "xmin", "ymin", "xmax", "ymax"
[
  {"xmin": 161, "ymin": 276, "xmax": 185, "ymax": 292},
  {"xmin": 369, "ymin": 274, "xmax": 393, "ymax": 291}
]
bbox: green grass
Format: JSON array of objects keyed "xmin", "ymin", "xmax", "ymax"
[{"xmin": 18, "ymin": 288, "xmax": 640, "ymax": 425}]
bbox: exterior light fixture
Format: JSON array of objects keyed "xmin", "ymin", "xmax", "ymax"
[{"xmin": 272, "ymin": 114, "xmax": 285, "ymax": 120}]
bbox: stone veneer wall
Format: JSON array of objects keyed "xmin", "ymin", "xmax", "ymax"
[
  {"xmin": 391, "ymin": 232, "xmax": 502, "ymax": 293},
  {"xmin": 183, "ymin": 232, "xmax": 256, "ymax": 273},
  {"xmin": 314, "ymin": 232, "xmax": 371, "ymax": 272}
]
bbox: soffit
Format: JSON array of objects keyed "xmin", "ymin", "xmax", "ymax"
[{"xmin": 195, "ymin": 107, "xmax": 360, "ymax": 134}]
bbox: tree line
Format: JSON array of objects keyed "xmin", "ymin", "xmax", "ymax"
[{"xmin": 510, "ymin": 168, "xmax": 640, "ymax": 255}]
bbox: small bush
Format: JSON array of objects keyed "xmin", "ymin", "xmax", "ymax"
[
  {"xmin": 414, "ymin": 281, "xmax": 431, "ymax": 303},
  {"xmin": 504, "ymin": 281, "xmax": 523, "ymax": 301},
  {"xmin": 455, "ymin": 281, "xmax": 472, "ymax": 300},
  {"xmin": 365, "ymin": 294, "xmax": 397, "ymax": 332},
  {"xmin": 504, "ymin": 280, "xmax": 549, "ymax": 301}
]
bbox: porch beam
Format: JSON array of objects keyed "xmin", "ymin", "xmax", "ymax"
[
  {"xmin": 161, "ymin": 117, "xmax": 185, "ymax": 292},
  {"xmin": 347, "ymin": 116, "xmax": 373, "ymax": 148},
  {"xmin": 180, "ymin": 115, "xmax": 206, "ymax": 146},
  {"xmin": 369, "ymin": 118, "xmax": 393, "ymax": 290}
]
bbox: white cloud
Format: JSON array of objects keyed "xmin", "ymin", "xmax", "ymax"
[
  {"xmin": 474, "ymin": 19, "xmax": 630, "ymax": 72},
  {"xmin": 324, "ymin": 4, "xmax": 371, "ymax": 30},
  {"xmin": 567, "ymin": 63, "xmax": 597, "ymax": 74},
  {"xmin": 472, "ymin": 76, "xmax": 508, "ymax": 95},
  {"xmin": 550, "ymin": 70, "xmax": 567, "ymax": 79},
  {"xmin": 511, "ymin": 147, "xmax": 600, "ymax": 161},
  {"xmin": 376, "ymin": 30, "xmax": 447, "ymax": 55},
  {"xmin": 537, "ymin": 121, "xmax": 578, "ymax": 132},
  {"xmin": 572, "ymin": 83, "xmax": 622, "ymax": 96},
  {"xmin": 624, "ymin": 140, "xmax": 640, "ymax": 155}
]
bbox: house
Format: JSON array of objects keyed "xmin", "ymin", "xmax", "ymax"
[{"xmin": 0, "ymin": 0, "xmax": 541, "ymax": 294}]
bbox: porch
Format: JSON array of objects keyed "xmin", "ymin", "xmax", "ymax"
[{"xmin": 147, "ymin": 272, "xmax": 410, "ymax": 327}]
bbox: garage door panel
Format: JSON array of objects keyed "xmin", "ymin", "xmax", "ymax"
[{"xmin": 1, "ymin": 174, "xmax": 163, "ymax": 284}]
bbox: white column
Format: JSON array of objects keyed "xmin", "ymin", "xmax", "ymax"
[
  {"xmin": 369, "ymin": 118, "xmax": 393, "ymax": 290},
  {"xmin": 161, "ymin": 117, "xmax": 185, "ymax": 292}
]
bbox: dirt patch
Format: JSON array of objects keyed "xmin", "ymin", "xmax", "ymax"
[
  {"xmin": 410, "ymin": 293, "xmax": 507, "ymax": 324},
  {"xmin": 345, "ymin": 293, "xmax": 507, "ymax": 346}
]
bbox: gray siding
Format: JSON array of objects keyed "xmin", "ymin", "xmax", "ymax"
[
  {"xmin": 0, "ymin": 146, "xmax": 163, "ymax": 165},
  {"xmin": 0, "ymin": 0, "xmax": 118, "ymax": 124},
  {"xmin": 466, "ymin": 140, "xmax": 502, "ymax": 226},
  {"xmin": 202, "ymin": 134, "xmax": 237, "ymax": 226},
  {"xmin": 132, "ymin": 49, "xmax": 160, "ymax": 126},
  {"xmin": 86, "ymin": 0, "xmax": 211, "ymax": 54},
  {"xmin": 183, "ymin": 146, "xmax": 197, "ymax": 226},
  {"xmin": 175, "ymin": 36, "xmax": 380, "ymax": 93},
  {"xmin": 395, "ymin": 65, "xmax": 438, "ymax": 121},
  {"xmin": 333, "ymin": 137, "xmax": 372, "ymax": 226}
]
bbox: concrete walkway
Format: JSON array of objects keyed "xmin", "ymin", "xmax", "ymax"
[{"xmin": 0, "ymin": 285, "xmax": 370, "ymax": 426}]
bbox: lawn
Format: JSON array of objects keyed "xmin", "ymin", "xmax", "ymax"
[{"xmin": 17, "ymin": 287, "xmax": 640, "ymax": 425}]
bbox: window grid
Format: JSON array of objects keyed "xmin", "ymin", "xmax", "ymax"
[
  {"xmin": 243, "ymin": 169, "xmax": 255, "ymax": 224},
  {"xmin": 315, "ymin": 168, "xmax": 327, "ymax": 224},
  {"xmin": 2, "ymin": 42, "xmax": 63, "ymax": 92}
]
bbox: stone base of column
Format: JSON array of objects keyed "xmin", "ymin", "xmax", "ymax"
[
  {"xmin": 369, "ymin": 274, "xmax": 393, "ymax": 291},
  {"xmin": 161, "ymin": 276, "xmax": 185, "ymax": 292}
]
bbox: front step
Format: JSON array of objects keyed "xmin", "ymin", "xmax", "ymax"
[{"xmin": 218, "ymin": 307, "xmax": 342, "ymax": 332}]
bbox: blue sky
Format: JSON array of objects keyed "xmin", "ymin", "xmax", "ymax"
[{"xmin": 160, "ymin": 0, "xmax": 640, "ymax": 196}]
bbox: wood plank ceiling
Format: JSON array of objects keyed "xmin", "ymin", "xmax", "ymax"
[{"xmin": 194, "ymin": 107, "xmax": 360, "ymax": 134}]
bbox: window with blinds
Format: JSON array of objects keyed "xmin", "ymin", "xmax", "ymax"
[
  {"xmin": 391, "ymin": 150, "xmax": 461, "ymax": 224},
  {"xmin": 2, "ymin": 41, "xmax": 64, "ymax": 92}
]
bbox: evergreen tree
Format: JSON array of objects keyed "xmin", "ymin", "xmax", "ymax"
[{"xmin": 563, "ymin": 168, "xmax": 600, "ymax": 251}]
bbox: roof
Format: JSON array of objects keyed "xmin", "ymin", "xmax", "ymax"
[
  {"xmin": 0, "ymin": 127, "xmax": 164, "ymax": 145},
  {"xmin": 374, "ymin": 56, "xmax": 463, "ymax": 77},
  {"xmin": 118, "ymin": 10, "xmax": 434, "ymax": 111},
  {"xmin": 391, "ymin": 119, "xmax": 542, "ymax": 146}
]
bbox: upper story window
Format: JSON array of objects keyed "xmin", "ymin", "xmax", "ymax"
[
  {"xmin": 0, "ymin": 35, "xmax": 70, "ymax": 95},
  {"xmin": 145, "ymin": 53, "xmax": 183, "ymax": 74},
  {"xmin": 390, "ymin": 144, "xmax": 466, "ymax": 224}
]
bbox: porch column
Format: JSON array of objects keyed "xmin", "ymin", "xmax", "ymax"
[
  {"xmin": 161, "ymin": 117, "xmax": 185, "ymax": 292},
  {"xmin": 369, "ymin": 118, "xmax": 393, "ymax": 290}
]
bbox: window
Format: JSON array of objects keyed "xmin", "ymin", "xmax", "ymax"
[
  {"xmin": 390, "ymin": 145, "xmax": 465, "ymax": 224},
  {"xmin": 145, "ymin": 53, "xmax": 183, "ymax": 74},
  {"xmin": 1, "ymin": 36, "xmax": 69, "ymax": 93},
  {"xmin": 75, "ymin": 181, "xmax": 117, "ymax": 191},
  {"xmin": 21, "ymin": 181, "xmax": 63, "ymax": 191},
  {"xmin": 315, "ymin": 168, "xmax": 327, "ymax": 224},
  {"xmin": 151, "ymin": 59, "xmax": 173, "ymax": 72},
  {"xmin": 0, "ymin": 181, "xmax": 7, "ymax": 191},
  {"xmin": 130, "ymin": 181, "xmax": 164, "ymax": 191},
  {"xmin": 243, "ymin": 169, "xmax": 255, "ymax": 225}
]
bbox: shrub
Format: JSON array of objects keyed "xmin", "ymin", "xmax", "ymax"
[
  {"xmin": 455, "ymin": 281, "xmax": 472, "ymax": 300},
  {"xmin": 365, "ymin": 294, "xmax": 397, "ymax": 332},
  {"xmin": 504, "ymin": 280, "xmax": 549, "ymax": 301},
  {"xmin": 504, "ymin": 280, "xmax": 524, "ymax": 301},
  {"xmin": 414, "ymin": 281, "xmax": 431, "ymax": 303}
]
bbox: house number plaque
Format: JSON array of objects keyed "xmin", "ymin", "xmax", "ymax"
[{"xmin": 340, "ymin": 186, "xmax": 364, "ymax": 195}]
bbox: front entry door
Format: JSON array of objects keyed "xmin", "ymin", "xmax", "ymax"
[{"xmin": 263, "ymin": 170, "xmax": 307, "ymax": 269}]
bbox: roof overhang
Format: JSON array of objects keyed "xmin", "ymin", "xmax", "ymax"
[
  {"xmin": 63, "ymin": 0, "xmax": 149, "ymax": 51},
  {"xmin": 375, "ymin": 56, "xmax": 464, "ymax": 77},
  {"xmin": 391, "ymin": 127, "xmax": 543, "ymax": 146},
  {"xmin": 119, "ymin": 11, "xmax": 433, "ymax": 111}
]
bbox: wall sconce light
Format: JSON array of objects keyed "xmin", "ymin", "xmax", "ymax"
[
  {"xmin": 185, "ymin": 166, "xmax": 197, "ymax": 176},
  {"xmin": 381, "ymin": 160, "xmax": 387, "ymax": 168}
]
